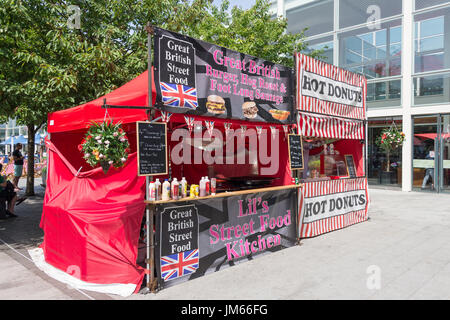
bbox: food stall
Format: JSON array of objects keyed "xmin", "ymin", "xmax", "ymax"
[
  {"xmin": 142, "ymin": 27, "xmax": 301, "ymax": 290},
  {"xmin": 294, "ymin": 53, "xmax": 370, "ymax": 238}
]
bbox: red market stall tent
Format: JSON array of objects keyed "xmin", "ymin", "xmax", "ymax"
[
  {"xmin": 36, "ymin": 69, "xmax": 295, "ymax": 296},
  {"xmin": 37, "ymin": 71, "xmax": 153, "ymax": 296}
]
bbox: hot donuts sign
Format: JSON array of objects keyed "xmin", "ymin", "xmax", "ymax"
[{"xmin": 153, "ymin": 27, "xmax": 294, "ymax": 124}]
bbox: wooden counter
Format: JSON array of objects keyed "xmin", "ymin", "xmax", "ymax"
[{"xmin": 145, "ymin": 184, "xmax": 302, "ymax": 205}]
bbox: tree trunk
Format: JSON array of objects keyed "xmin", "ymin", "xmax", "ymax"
[{"xmin": 26, "ymin": 124, "xmax": 35, "ymax": 196}]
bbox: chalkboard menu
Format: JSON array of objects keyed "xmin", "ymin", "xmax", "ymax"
[
  {"xmin": 345, "ymin": 154, "xmax": 357, "ymax": 178},
  {"xmin": 288, "ymin": 134, "xmax": 304, "ymax": 170},
  {"xmin": 137, "ymin": 121, "xmax": 168, "ymax": 176}
]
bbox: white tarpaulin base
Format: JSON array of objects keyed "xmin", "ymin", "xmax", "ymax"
[{"xmin": 28, "ymin": 248, "xmax": 137, "ymax": 297}]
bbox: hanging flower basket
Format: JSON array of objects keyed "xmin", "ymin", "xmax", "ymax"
[
  {"xmin": 79, "ymin": 121, "xmax": 130, "ymax": 174},
  {"xmin": 375, "ymin": 126, "xmax": 405, "ymax": 172}
]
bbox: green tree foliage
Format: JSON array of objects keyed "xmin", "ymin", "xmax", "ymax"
[
  {"xmin": 188, "ymin": 0, "xmax": 320, "ymax": 67},
  {"xmin": 0, "ymin": 0, "xmax": 318, "ymax": 195}
]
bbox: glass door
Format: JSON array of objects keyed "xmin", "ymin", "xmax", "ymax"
[
  {"xmin": 413, "ymin": 116, "xmax": 438, "ymax": 192},
  {"xmin": 413, "ymin": 114, "xmax": 450, "ymax": 193},
  {"xmin": 438, "ymin": 114, "xmax": 450, "ymax": 193}
]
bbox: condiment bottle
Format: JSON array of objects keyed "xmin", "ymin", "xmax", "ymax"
[
  {"xmin": 205, "ymin": 176, "xmax": 210, "ymax": 196},
  {"xmin": 171, "ymin": 178, "xmax": 179, "ymax": 200},
  {"xmin": 155, "ymin": 179, "xmax": 161, "ymax": 201},
  {"xmin": 211, "ymin": 178, "xmax": 216, "ymax": 195},
  {"xmin": 162, "ymin": 179, "xmax": 171, "ymax": 201},
  {"xmin": 149, "ymin": 181, "xmax": 156, "ymax": 201},
  {"xmin": 199, "ymin": 177, "xmax": 206, "ymax": 197},
  {"xmin": 180, "ymin": 177, "xmax": 188, "ymax": 198}
]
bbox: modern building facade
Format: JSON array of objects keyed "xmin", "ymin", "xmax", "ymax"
[
  {"xmin": 0, "ymin": 119, "xmax": 46, "ymax": 156},
  {"xmin": 0, "ymin": 119, "xmax": 27, "ymax": 154},
  {"xmin": 270, "ymin": 0, "xmax": 450, "ymax": 193}
]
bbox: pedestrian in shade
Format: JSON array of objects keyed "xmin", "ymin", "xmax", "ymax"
[
  {"xmin": 12, "ymin": 143, "xmax": 24, "ymax": 190},
  {"xmin": 0, "ymin": 163, "xmax": 18, "ymax": 219}
]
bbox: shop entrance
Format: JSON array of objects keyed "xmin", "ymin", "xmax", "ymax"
[{"xmin": 413, "ymin": 114, "xmax": 450, "ymax": 193}]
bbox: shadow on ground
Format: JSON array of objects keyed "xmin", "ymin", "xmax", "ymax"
[{"xmin": 0, "ymin": 179, "xmax": 45, "ymax": 250}]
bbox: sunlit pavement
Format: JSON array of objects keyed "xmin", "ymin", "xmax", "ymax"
[{"xmin": 1, "ymin": 185, "xmax": 450, "ymax": 300}]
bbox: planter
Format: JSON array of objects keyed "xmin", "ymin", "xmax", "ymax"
[
  {"xmin": 379, "ymin": 171, "xmax": 397, "ymax": 185},
  {"xmin": 100, "ymin": 161, "xmax": 111, "ymax": 174}
]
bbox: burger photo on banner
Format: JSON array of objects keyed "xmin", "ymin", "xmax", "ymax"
[{"xmin": 153, "ymin": 27, "xmax": 294, "ymax": 124}]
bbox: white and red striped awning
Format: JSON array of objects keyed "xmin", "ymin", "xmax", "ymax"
[{"xmin": 298, "ymin": 112, "xmax": 365, "ymax": 140}]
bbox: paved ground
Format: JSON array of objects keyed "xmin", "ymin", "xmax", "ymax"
[{"xmin": 1, "ymin": 182, "xmax": 450, "ymax": 300}]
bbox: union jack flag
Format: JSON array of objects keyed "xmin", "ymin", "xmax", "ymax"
[
  {"xmin": 160, "ymin": 82, "xmax": 198, "ymax": 109},
  {"xmin": 161, "ymin": 249, "xmax": 199, "ymax": 281}
]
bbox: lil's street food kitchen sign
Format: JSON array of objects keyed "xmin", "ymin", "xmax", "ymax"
[
  {"xmin": 155, "ymin": 188, "xmax": 298, "ymax": 288},
  {"xmin": 153, "ymin": 27, "xmax": 294, "ymax": 124}
]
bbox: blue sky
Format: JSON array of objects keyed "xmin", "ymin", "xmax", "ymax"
[{"xmin": 214, "ymin": 0, "xmax": 256, "ymax": 10}]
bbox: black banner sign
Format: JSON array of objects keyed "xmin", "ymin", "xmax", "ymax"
[
  {"xmin": 288, "ymin": 134, "xmax": 304, "ymax": 170},
  {"xmin": 160, "ymin": 204, "xmax": 199, "ymax": 262},
  {"xmin": 153, "ymin": 27, "xmax": 294, "ymax": 124},
  {"xmin": 136, "ymin": 121, "xmax": 167, "ymax": 176},
  {"xmin": 155, "ymin": 188, "xmax": 298, "ymax": 288}
]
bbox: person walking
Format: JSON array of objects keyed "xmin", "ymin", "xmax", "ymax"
[
  {"xmin": 12, "ymin": 143, "xmax": 24, "ymax": 190},
  {"xmin": 421, "ymin": 149, "xmax": 435, "ymax": 190},
  {"xmin": 0, "ymin": 164, "xmax": 18, "ymax": 219}
]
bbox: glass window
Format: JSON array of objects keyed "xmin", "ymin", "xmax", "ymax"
[
  {"xmin": 304, "ymin": 36, "xmax": 334, "ymax": 64},
  {"xmin": 367, "ymin": 79, "xmax": 401, "ymax": 108},
  {"xmin": 339, "ymin": 0, "xmax": 402, "ymax": 29},
  {"xmin": 414, "ymin": 8, "xmax": 450, "ymax": 73},
  {"xmin": 415, "ymin": 0, "xmax": 450, "ymax": 11},
  {"xmin": 338, "ymin": 19, "xmax": 402, "ymax": 79},
  {"xmin": 413, "ymin": 71, "xmax": 450, "ymax": 105},
  {"xmin": 286, "ymin": 0, "xmax": 334, "ymax": 37}
]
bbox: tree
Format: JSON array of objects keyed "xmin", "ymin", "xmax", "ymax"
[
  {"xmin": 0, "ymin": 0, "xmax": 212, "ymax": 195},
  {"xmin": 0, "ymin": 0, "xmax": 318, "ymax": 195},
  {"xmin": 187, "ymin": 0, "xmax": 322, "ymax": 67}
]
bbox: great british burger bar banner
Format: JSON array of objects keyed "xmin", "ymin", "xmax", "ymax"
[
  {"xmin": 298, "ymin": 178, "xmax": 369, "ymax": 238},
  {"xmin": 154, "ymin": 188, "xmax": 298, "ymax": 288},
  {"xmin": 153, "ymin": 27, "xmax": 295, "ymax": 124},
  {"xmin": 296, "ymin": 53, "xmax": 367, "ymax": 121}
]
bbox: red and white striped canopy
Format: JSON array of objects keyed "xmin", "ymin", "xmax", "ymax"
[
  {"xmin": 298, "ymin": 112, "xmax": 364, "ymax": 139},
  {"xmin": 296, "ymin": 53, "xmax": 367, "ymax": 121}
]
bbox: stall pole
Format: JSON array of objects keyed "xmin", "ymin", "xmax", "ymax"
[
  {"xmin": 145, "ymin": 22, "xmax": 157, "ymax": 293},
  {"xmin": 293, "ymin": 52, "xmax": 302, "ymax": 245},
  {"xmin": 364, "ymin": 120, "xmax": 368, "ymax": 177}
]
